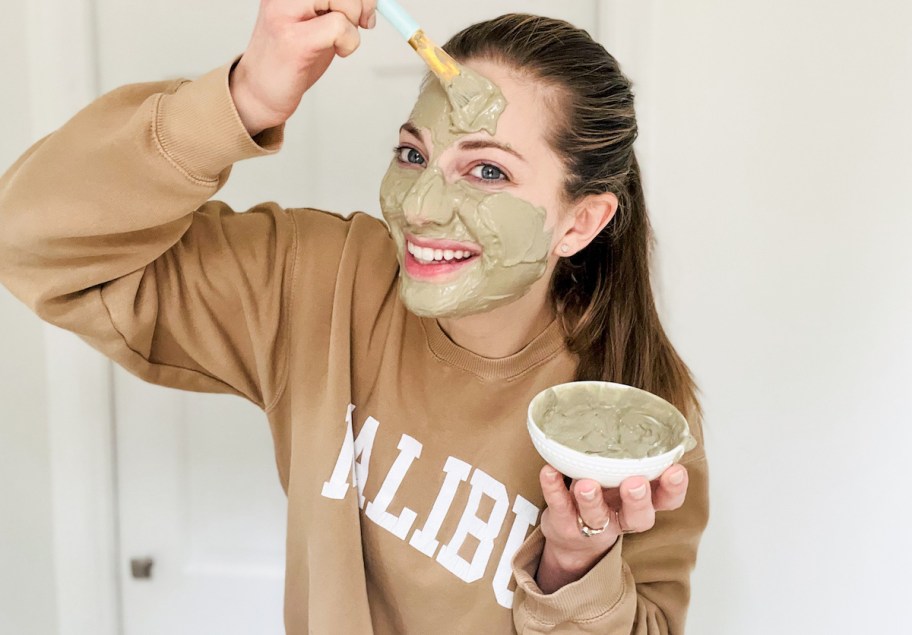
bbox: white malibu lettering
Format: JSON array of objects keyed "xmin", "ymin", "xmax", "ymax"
[
  {"xmin": 409, "ymin": 456, "xmax": 472, "ymax": 557},
  {"xmin": 492, "ymin": 495, "xmax": 540, "ymax": 608},
  {"xmin": 320, "ymin": 404, "xmax": 357, "ymax": 500},
  {"xmin": 365, "ymin": 434, "xmax": 423, "ymax": 539},
  {"xmin": 436, "ymin": 468, "xmax": 509, "ymax": 583},
  {"xmin": 322, "ymin": 405, "xmax": 543, "ymax": 610}
]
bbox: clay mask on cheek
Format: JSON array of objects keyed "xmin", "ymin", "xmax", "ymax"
[{"xmin": 379, "ymin": 64, "xmax": 553, "ymax": 318}]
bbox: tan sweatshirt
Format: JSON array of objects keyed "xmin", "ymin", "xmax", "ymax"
[{"xmin": 0, "ymin": 60, "xmax": 709, "ymax": 634}]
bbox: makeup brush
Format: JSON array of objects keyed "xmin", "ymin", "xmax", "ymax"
[
  {"xmin": 375, "ymin": 0, "xmax": 506, "ymax": 133},
  {"xmin": 376, "ymin": 0, "xmax": 462, "ymax": 85}
]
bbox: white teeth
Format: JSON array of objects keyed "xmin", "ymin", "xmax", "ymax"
[{"xmin": 406, "ymin": 241, "xmax": 476, "ymax": 263}]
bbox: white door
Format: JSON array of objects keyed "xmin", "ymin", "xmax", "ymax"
[
  {"xmin": 113, "ymin": 378, "xmax": 289, "ymax": 634},
  {"xmin": 101, "ymin": 2, "xmax": 600, "ymax": 633}
]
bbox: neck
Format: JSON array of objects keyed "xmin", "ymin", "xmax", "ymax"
[{"xmin": 436, "ymin": 275, "xmax": 555, "ymax": 358}]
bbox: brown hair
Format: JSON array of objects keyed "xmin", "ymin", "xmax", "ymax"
[{"xmin": 444, "ymin": 14, "xmax": 703, "ymax": 424}]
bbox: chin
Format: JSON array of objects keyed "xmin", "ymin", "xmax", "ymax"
[{"xmin": 397, "ymin": 275, "xmax": 537, "ymax": 319}]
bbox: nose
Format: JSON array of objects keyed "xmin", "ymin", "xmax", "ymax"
[{"xmin": 401, "ymin": 166, "xmax": 457, "ymax": 227}]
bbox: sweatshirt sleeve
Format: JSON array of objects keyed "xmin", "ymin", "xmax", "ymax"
[
  {"xmin": 0, "ymin": 60, "xmax": 296, "ymax": 410},
  {"xmin": 510, "ymin": 452, "xmax": 709, "ymax": 634}
]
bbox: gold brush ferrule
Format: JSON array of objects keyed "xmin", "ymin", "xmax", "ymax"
[{"xmin": 408, "ymin": 30, "xmax": 460, "ymax": 81}]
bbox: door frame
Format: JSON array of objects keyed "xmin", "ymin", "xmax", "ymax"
[
  {"xmin": 31, "ymin": 0, "xmax": 122, "ymax": 633},
  {"xmin": 40, "ymin": 3, "xmax": 656, "ymax": 634}
]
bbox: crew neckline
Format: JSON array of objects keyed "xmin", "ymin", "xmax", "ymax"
[{"xmin": 420, "ymin": 316, "xmax": 567, "ymax": 381}]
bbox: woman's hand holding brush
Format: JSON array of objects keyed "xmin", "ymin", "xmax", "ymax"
[{"xmin": 230, "ymin": 0, "xmax": 377, "ymax": 136}]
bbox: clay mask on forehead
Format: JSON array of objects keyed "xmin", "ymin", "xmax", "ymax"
[{"xmin": 379, "ymin": 64, "xmax": 553, "ymax": 318}]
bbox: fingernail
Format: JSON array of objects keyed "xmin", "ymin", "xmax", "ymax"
[
  {"xmin": 669, "ymin": 469, "xmax": 685, "ymax": 485},
  {"xmin": 368, "ymin": 12, "xmax": 377, "ymax": 29},
  {"xmin": 545, "ymin": 466, "xmax": 559, "ymax": 480},
  {"xmin": 580, "ymin": 487, "xmax": 597, "ymax": 500},
  {"xmin": 629, "ymin": 484, "xmax": 648, "ymax": 500}
]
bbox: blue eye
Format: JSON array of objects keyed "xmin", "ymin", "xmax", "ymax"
[
  {"xmin": 395, "ymin": 146, "xmax": 426, "ymax": 166},
  {"xmin": 470, "ymin": 164, "xmax": 507, "ymax": 181}
]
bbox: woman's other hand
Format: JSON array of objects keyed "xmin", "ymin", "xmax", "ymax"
[
  {"xmin": 230, "ymin": 0, "xmax": 377, "ymax": 136},
  {"xmin": 535, "ymin": 463, "xmax": 689, "ymax": 594}
]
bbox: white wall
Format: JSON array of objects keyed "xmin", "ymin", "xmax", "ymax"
[
  {"xmin": 642, "ymin": 1, "xmax": 912, "ymax": 632},
  {"xmin": 1, "ymin": 1, "xmax": 910, "ymax": 634},
  {"xmin": 0, "ymin": 1, "xmax": 59, "ymax": 632}
]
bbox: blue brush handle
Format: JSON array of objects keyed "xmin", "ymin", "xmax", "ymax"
[{"xmin": 376, "ymin": 0, "xmax": 420, "ymax": 40}]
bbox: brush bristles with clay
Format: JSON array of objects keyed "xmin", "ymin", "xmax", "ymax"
[
  {"xmin": 407, "ymin": 30, "xmax": 460, "ymax": 82},
  {"xmin": 376, "ymin": 0, "xmax": 506, "ymax": 132},
  {"xmin": 376, "ymin": 0, "xmax": 462, "ymax": 86}
]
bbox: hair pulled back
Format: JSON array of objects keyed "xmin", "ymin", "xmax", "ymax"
[{"xmin": 444, "ymin": 14, "xmax": 703, "ymax": 424}]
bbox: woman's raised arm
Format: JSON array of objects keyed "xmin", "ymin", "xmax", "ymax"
[{"xmin": 0, "ymin": 0, "xmax": 377, "ymax": 408}]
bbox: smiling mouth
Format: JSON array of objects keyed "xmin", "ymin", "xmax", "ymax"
[
  {"xmin": 406, "ymin": 241, "xmax": 477, "ymax": 263},
  {"xmin": 403, "ymin": 235, "xmax": 482, "ymax": 280}
]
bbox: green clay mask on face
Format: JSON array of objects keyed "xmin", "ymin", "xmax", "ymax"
[{"xmin": 379, "ymin": 64, "xmax": 553, "ymax": 318}]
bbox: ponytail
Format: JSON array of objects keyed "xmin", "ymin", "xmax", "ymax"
[{"xmin": 552, "ymin": 156, "xmax": 703, "ymax": 424}]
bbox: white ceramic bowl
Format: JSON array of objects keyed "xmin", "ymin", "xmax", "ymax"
[{"xmin": 527, "ymin": 381, "xmax": 694, "ymax": 488}]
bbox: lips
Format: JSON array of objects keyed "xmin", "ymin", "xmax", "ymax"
[{"xmin": 403, "ymin": 233, "xmax": 482, "ymax": 281}]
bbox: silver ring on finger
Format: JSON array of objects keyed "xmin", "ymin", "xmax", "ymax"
[
  {"xmin": 616, "ymin": 509, "xmax": 638, "ymax": 535},
  {"xmin": 576, "ymin": 514, "xmax": 611, "ymax": 538}
]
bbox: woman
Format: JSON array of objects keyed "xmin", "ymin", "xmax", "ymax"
[{"xmin": 0, "ymin": 1, "xmax": 707, "ymax": 633}]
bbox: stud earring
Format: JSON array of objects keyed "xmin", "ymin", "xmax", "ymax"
[{"xmin": 560, "ymin": 244, "xmax": 570, "ymax": 254}]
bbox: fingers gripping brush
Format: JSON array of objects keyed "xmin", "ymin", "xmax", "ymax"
[{"xmin": 375, "ymin": 0, "xmax": 506, "ymax": 134}]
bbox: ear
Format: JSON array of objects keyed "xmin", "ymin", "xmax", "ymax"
[{"xmin": 553, "ymin": 192, "xmax": 618, "ymax": 256}]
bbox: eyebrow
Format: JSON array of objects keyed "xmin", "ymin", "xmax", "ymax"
[
  {"xmin": 457, "ymin": 139, "xmax": 525, "ymax": 162},
  {"xmin": 399, "ymin": 122, "xmax": 424, "ymax": 142},
  {"xmin": 398, "ymin": 121, "xmax": 526, "ymax": 163}
]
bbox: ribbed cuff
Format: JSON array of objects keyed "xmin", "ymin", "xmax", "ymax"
[
  {"xmin": 512, "ymin": 526, "xmax": 629, "ymax": 625},
  {"xmin": 153, "ymin": 58, "xmax": 285, "ymax": 183}
]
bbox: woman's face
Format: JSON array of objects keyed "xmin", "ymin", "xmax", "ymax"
[{"xmin": 380, "ymin": 58, "xmax": 570, "ymax": 318}]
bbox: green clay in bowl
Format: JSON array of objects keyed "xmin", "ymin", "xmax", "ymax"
[{"xmin": 527, "ymin": 382, "xmax": 697, "ymax": 487}]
